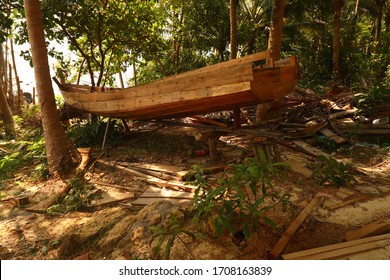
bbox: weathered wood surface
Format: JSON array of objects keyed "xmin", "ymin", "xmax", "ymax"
[
  {"xmin": 345, "ymin": 218, "xmax": 390, "ymax": 241},
  {"xmin": 318, "ymin": 127, "xmax": 347, "ymax": 144},
  {"xmin": 60, "ymin": 52, "xmax": 299, "ymax": 119},
  {"xmin": 130, "ymin": 186, "xmax": 194, "ymax": 206},
  {"xmin": 282, "ymin": 233, "xmax": 390, "ymax": 260}
]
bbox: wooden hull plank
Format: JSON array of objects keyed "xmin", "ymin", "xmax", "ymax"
[{"xmin": 60, "ymin": 52, "xmax": 299, "ymax": 120}]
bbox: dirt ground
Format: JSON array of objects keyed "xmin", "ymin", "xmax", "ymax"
[{"xmin": 1, "ymin": 116, "xmax": 390, "ymax": 260}]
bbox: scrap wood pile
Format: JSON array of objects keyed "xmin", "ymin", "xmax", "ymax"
[{"xmin": 278, "ymin": 86, "xmax": 390, "ymax": 140}]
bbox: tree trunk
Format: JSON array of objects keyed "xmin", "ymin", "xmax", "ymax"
[
  {"xmin": 0, "ymin": 44, "xmax": 8, "ymax": 102},
  {"xmin": 268, "ymin": 0, "xmax": 285, "ymax": 61},
  {"xmin": 230, "ymin": 0, "xmax": 238, "ymax": 59},
  {"xmin": 256, "ymin": 0, "xmax": 285, "ymax": 124},
  {"xmin": 0, "ymin": 45, "xmax": 15, "ymax": 138},
  {"xmin": 375, "ymin": 0, "xmax": 384, "ymax": 43},
  {"xmin": 23, "ymin": 0, "xmax": 80, "ymax": 176},
  {"xmin": 8, "ymin": 63, "xmax": 14, "ymax": 109},
  {"xmin": 10, "ymin": 38, "xmax": 22, "ymax": 112},
  {"xmin": 332, "ymin": 0, "xmax": 343, "ymax": 85},
  {"xmin": 0, "ymin": 76, "xmax": 15, "ymax": 138}
]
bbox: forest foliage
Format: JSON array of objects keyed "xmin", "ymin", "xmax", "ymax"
[
  {"xmin": 0, "ymin": 0, "xmax": 388, "ymax": 91},
  {"xmin": 0, "ymin": 0, "xmax": 389, "ymax": 177}
]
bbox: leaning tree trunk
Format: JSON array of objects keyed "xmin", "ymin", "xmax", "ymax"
[{"xmin": 23, "ymin": 0, "xmax": 80, "ymax": 176}]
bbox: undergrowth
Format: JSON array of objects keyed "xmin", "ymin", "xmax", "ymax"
[
  {"xmin": 47, "ymin": 172, "xmax": 100, "ymax": 213},
  {"xmin": 66, "ymin": 118, "xmax": 121, "ymax": 148},
  {"xmin": 0, "ymin": 128, "xmax": 48, "ymax": 181},
  {"xmin": 311, "ymin": 156, "xmax": 356, "ymax": 187},
  {"xmin": 189, "ymin": 150, "xmax": 291, "ymax": 239}
]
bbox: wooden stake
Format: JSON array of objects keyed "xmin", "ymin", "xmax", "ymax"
[
  {"xmin": 233, "ymin": 108, "xmax": 241, "ymax": 129},
  {"xmin": 208, "ymin": 137, "xmax": 219, "ymax": 162},
  {"xmin": 101, "ymin": 116, "xmax": 111, "ymax": 152}
]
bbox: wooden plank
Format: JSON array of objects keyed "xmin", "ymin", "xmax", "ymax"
[
  {"xmin": 359, "ymin": 129, "xmax": 390, "ymax": 135},
  {"xmin": 90, "ymin": 180, "xmax": 141, "ymax": 192},
  {"xmin": 345, "ymin": 218, "xmax": 390, "ymax": 241},
  {"xmin": 328, "ymin": 109, "xmax": 357, "ymax": 120},
  {"xmin": 282, "ymin": 233, "xmax": 390, "ymax": 260},
  {"xmin": 190, "ymin": 116, "xmax": 228, "ymax": 128},
  {"xmin": 319, "ymin": 128, "xmax": 347, "ymax": 144},
  {"xmin": 146, "ymin": 177, "xmax": 198, "ymax": 193},
  {"xmin": 292, "ymin": 140, "xmax": 331, "ymax": 159},
  {"xmin": 288, "ymin": 121, "xmax": 328, "ymax": 138},
  {"xmin": 130, "ymin": 186, "xmax": 194, "ymax": 206},
  {"xmin": 73, "ymin": 81, "xmax": 252, "ymax": 112},
  {"xmin": 326, "ymin": 196, "xmax": 369, "ymax": 210},
  {"xmin": 96, "ymin": 159, "xmax": 152, "ymax": 178},
  {"xmin": 126, "ymin": 163, "xmax": 184, "ymax": 174},
  {"xmin": 268, "ymin": 195, "xmax": 320, "ymax": 259},
  {"xmin": 88, "ymin": 188, "xmax": 135, "ymax": 207}
]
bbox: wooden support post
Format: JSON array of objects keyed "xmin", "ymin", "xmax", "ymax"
[
  {"xmin": 102, "ymin": 116, "xmax": 112, "ymax": 152},
  {"xmin": 32, "ymin": 87, "xmax": 36, "ymax": 104},
  {"xmin": 253, "ymin": 137, "xmax": 280, "ymax": 163},
  {"xmin": 121, "ymin": 119, "xmax": 130, "ymax": 132},
  {"xmin": 208, "ymin": 136, "xmax": 219, "ymax": 162},
  {"xmin": 233, "ymin": 108, "xmax": 241, "ymax": 129}
]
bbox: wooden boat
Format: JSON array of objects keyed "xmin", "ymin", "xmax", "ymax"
[{"xmin": 58, "ymin": 51, "xmax": 299, "ymax": 120}]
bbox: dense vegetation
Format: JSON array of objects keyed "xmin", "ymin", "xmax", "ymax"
[{"xmin": 1, "ymin": 0, "xmax": 389, "ymax": 177}]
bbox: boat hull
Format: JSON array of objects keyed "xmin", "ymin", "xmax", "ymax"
[{"xmin": 60, "ymin": 52, "xmax": 299, "ymax": 120}]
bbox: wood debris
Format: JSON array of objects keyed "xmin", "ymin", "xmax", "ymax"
[
  {"xmin": 345, "ymin": 218, "xmax": 390, "ymax": 241},
  {"xmin": 282, "ymin": 233, "xmax": 390, "ymax": 260},
  {"xmin": 128, "ymin": 186, "xmax": 194, "ymax": 206}
]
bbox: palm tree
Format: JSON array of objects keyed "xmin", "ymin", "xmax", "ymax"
[
  {"xmin": 256, "ymin": 0, "xmax": 285, "ymax": 123},
  {"xmin": 230, "ymin": 0, "xmax": 238, "ymax": 59},
  {"xmin": 23, "ymin": 0, "xmax": 80, "ymax": 176},
  {"xmin": 268, "ymin": 0, "xmax": 285, "ymax": 61}
]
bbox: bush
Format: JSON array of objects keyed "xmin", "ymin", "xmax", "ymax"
[
  {"xmin": 189, "ymin": 150, "xmax": 291, "ymax": 238},
  {"xmin": 311, "ymin": 156, "xmax": 355, "ymax": 187},
  {"xmin": 66, "ymin": 118, "xmax": 121, "ymax": 147}
]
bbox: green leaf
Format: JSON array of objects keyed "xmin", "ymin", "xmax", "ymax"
[{"xmin": 243, "ymin": 223, "xmax": 251, "ymax": 238}]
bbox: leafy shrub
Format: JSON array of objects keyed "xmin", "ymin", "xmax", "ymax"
[
  {"xmin": 150, "ymin": 213, "xmax": 196, "ymax": 260},
  {"xmin": 190, "ymin": 150, "xmax": 290, "ymax": 238},
  {"xmin": 66, "ymin": 118, "xmax": 121, "ymax": 147},
  {"xmin": 312, "ymin": 156, "xmax": 355, "ymax": 187},
  {"xmin": 47, "ymin": 172, "xmax": 99, "ymax": 213},
  {"xmin": 354, "ymin": 86, "xmax": 390, "ymax": 117},
  {"xmin": 0, "ymin": 132, "xmax": 48, "ymax": 181}
]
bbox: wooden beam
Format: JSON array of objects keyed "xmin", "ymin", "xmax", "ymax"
[
  {"xmin": 233, "ymin": 108, "xmax": 241, "ymax": 129},
  {"xmin": 282, "ymin": 233, "xmax": 390, "ymax": 260},
  {"xmin": 268, "ymin": 195, "xmax": 320, "ymax": 259},
  {"xmin": 319, "ymin": 128, "xmax": 347, "ymax": 144},
  {"xmin": 345, "ymin": 218, "xmax": 390, "ymax": 241}
]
